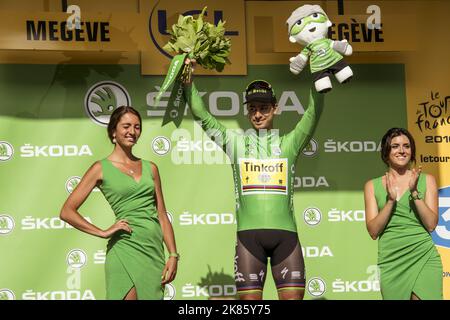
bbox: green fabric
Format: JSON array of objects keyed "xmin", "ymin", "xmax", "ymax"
[
  {"xmin": 301, "ymin": 38, "xmax": 343, "ymax": 73},
  {"xmin": 373, "ymin": 174, "xmax": 443, "ymax": 300},
  {"xmin": 99, "ymin": 159, "xmax": 165, "ymax": 300},
  {"xmin": 185, "ymin": 83, "xmax": 324, "ymax": 232}
]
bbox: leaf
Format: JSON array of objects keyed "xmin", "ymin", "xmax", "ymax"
[{"xmin": 162, "ymin": 6, "xmax": 231, "ymax": 72}]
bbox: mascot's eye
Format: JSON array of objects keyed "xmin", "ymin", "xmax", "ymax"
[
  {"xmin": 295, "ymin": 19, "xmax": 303, "ymax": 25},
  {"xmin": 312, "ymin": 13, "xmax": 320, "ymax": 19}
]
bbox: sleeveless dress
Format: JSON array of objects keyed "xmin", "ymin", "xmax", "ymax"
[
  {"xmin": 373, "ymin": 173, "xmax": 443, "ymax": 300},
  {"xmin": 98, "ymin": 159, "xmax": 165, "ymax": 300}
]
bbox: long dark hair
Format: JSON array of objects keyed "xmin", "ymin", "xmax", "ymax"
[
  {"xmin": 107, "ymin": 106, "xmax": 142, "ymax": 143},
  {"xmin": 380, "ymin": 127, "xmax": 416, "ymax": 166}
]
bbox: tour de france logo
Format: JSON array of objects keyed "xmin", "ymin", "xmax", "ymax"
[
  {"xmin": 84, "ymin": 81, "xmax": 131, "ymax": 126},
  {"xmin": 303, "ymin": 207, "xmax": 322, "ymax": 226},
  {"xmin": 307, "ymin": 277, "xmax": 326, "ymax": 297},
  {"xmin": 0, "ymin": 141, "xmax": 14, "ymax": 162},
  {"xmin": 0, "ymin": 214, "xmax": 15, "ymax": 235},
  {"xmin": 66, "ymin": 249, "xmax": 88, "ymax": 269},
  {"xmin": 164, "ymin": 283, "xmax": 176, "ymax": 300},
  {"xmin": 302, "ymin": 138, "xmax": 318, "ymax": 157},
  {"xmin": 152, "ymin": 136, "xmax": 171, "ymax": 156},
  {"xmin": 0, "ymin": 289, "xmax": 15, "ymax": 300}
]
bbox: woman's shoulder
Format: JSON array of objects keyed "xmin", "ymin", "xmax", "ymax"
[
  {"xmin": 142, "ymin": 159, "xmax": 159, "ymax": 173},
  {"xmin": 421, "ymin": 172, "xmax": 436, "ymax": 184},
  {"xmin": 141, "ymin": 159, "xmax": 156, "ymax": 167},
  {"xmin": 364, "ymin": 175, "xmax": 383, "ymax": 191},
  {"xmin": 365, "ymin": 175, "xmax": 383, "ymax": 185}
]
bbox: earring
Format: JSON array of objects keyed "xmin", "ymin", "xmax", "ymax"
[{"xmin": 113, "ymin": 137, "xmax": 116, "ymax": 144}]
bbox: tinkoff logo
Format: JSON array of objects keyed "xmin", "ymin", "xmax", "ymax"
[
  {"xmin": 85, "ymin": 81, "xmax": 131, "ymax": 126},
  {"xmin": 0, "ymin": 214, "xmax": 15, "ymax": 235},
  {"xmin": 0, "ymin": 141, "xmax": 14, "ymax": 161},
  {"xmin": 432, "ymin": 186, "xmax": 450, "ymax": 247},
  {"xmin": 164, "ymin": 283, "xmax": 176, "ymax": 300},
  {"xmin": 303, "ymin": 207, "xmax": 322, "ymax": 226},
  {"xmin": 302, "ymin": 138, "xmax": 318, "ymax": 157},
  {"xmin": 0, "ymin": 289, "xmax": 15, "ymax": 300},
  {"xmin": 66, "ymin": 249, "xmax": 87, "ymax": 268},
  {"xmin": 152, "ymin": 136, "xmax": 171, "ymax": 155},
  {"xmin": 307, "ymin": 277, "xmax": 326, "ymax": 297}
]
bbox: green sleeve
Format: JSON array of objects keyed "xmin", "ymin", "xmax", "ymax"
[
  {"xmin": 184, "ymin": 82, "xmax": 230, "ymax": 150},
  {"xmin": 285, "ymin": 88, "xmax": 324, "ymax": 154},
  {"xmin": 301, "ymin": 46, "xmax": 310, "ymax": 57}
]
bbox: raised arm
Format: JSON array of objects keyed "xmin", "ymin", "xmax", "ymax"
[
  {"xmin": 411, "ymin": 172, "xmax": 439, "ymax": 232},
  {"xmin": 287, "ymin": 88, "xmax": 325, "ymax": 153},
  {"xmin": 184, "ymin": 81, "xmax": 231, "ymax": 150},
  {"xmin": 60, "ymin": 162, "xmax": 132, "ymax": 239},
  {"xmin": 364, "ymin": 176, "xmax": 396, "ymax": 240}
]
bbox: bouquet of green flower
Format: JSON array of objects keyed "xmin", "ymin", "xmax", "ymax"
[{"xmin": 155, "ymin": 7, "xmax": 232, "ymax": 127}]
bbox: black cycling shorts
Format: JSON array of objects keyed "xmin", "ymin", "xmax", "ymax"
[{"xmin": 234, "ymin": 229, "xmax": 305, "ymax": 295}]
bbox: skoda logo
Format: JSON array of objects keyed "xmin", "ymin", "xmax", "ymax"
[
  {"xmin": 164, "ymin": 283, "xmax": 176, "ymax": 300},
  {"xmin": 166, "ymin": 211, "xmax": 173, "ymax": 224},
  {"xmin": 85, "ymin": 81, "xmax": 131, "ymax": 126},
  {"xmin": 307, "ymin": 277, "xmax": 326, "ymax": 297},
  {"xmin": 303, "ymin": 207, "xmax": 322, "ymax": 226},
  {"xmin": 152, "ymin": 136, "xmax": 171, "ymax": 156},
  {"xmin": 0, "ymin": 214, "xmax": 15, "ymax": 235},
  {"xmin": 66, "ymin": 249, "xmax": 88, "ymax": 268},
  {"xmin": 65, "ymin": 176, "xmax": 81, "ymax": 194},
  {"xmin": 0, "ymin": 141, "xmax": 14, "ymax": 162},
  {"xmin": 302, "ymin": 138, "xmax": 318, "ymax": 157},
  {"xmin": 0, "ymin": 289, "xmax": 15, "ymax": 300}
]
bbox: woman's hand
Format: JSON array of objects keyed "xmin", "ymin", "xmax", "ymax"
[
  {"xmin": 161, "ymin": 256, "xmax": 178, "ymax": 285},
  {"xmin": 385, "ymin": 172, "xmax": 397, "ymax": 201},
  {"xmin": 409, "ymin": 166, "xmax": 422, "ymax": 192},
  {"xmin": 101, "ymin": 219, "xmax": 132, "ymax": 239}
]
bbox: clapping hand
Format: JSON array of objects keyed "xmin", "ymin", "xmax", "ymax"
[
  {"xmin": 409, "ymin": 166, "xmax": 422, "ymax": 192},
  {"xmin": 385, "ymin": 172, "xmax": 398, "ymax": 201}
]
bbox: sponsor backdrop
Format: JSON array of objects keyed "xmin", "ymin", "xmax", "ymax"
[
  {"xmin": 0, "ymin": 63, "xmax": 405, "ymax": 300},
  {"xmin": 1, "ymin": 0, "xmax": 449, "ymax": 300}
]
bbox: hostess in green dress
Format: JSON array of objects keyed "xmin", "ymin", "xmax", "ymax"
[
  {"xmin": 99, "ymin": 159, "xmax": 165, "ymax": 300},
  {"xmin": 373, "ymin": 173, "xmax": 443, "ymax": 300}
]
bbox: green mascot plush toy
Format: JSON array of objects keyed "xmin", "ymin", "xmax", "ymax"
[{"xmin": 287, "ymin": 4, "xmax": 353, "ymax": 93}]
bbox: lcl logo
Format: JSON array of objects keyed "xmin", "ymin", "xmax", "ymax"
[{"xmin": 148, "ymin": 2, "xmax": 239, "ymax": 59}]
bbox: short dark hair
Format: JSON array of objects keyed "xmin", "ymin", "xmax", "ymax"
[
  {"xmin": 107, "ymin": 106, "xmax": 142, "ymax": 143},
  {"xmin": 380, "ymin": 127, "xmax": 416, "ymax": 166},
  {"xmin": 244, "ymin": 80, "xmax": 277, "ymax": 105}
]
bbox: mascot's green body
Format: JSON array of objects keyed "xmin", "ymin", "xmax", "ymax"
[{"xmin": 287, "ymin": 4, "xmax": 353, "ymax": 93}]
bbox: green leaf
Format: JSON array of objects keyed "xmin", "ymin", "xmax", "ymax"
[{"xmin": 162, "ymin": 6, "xmax": 231, "ymax": 72}]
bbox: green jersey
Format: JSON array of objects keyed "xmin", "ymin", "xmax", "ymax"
[
  {"xmin": 301, "ymin": 38, "xmax": 343, "ymax": 73},
  {"xmin": 185, "ymin": 83, "xmax": 324, "ymax": 232}
]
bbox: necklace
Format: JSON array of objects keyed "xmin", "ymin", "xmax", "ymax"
[{"xmin": 109, "ymin": 159, "xmax": 138, "ymax": 175}]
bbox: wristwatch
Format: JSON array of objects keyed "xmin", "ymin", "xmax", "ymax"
[
  {"xmin": 169, "ymin": 252, "xmax": 180, "ymax": 261},
  {"xmin": 410, "ymin": 190, "xmax": 422, "ymax": 201}
]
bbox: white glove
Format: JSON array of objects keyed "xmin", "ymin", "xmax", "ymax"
[
  {"xmin": 333, "ymin": 39, "xmax": 353, "ymax": 56},
  {"xmin": 289, "ymin": 54, "xmax": 307, "ymax": 75}
]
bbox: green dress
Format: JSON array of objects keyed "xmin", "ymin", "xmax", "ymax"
[
  {"xmin": 373, "ymin": 174, "xmax": 443, "ymax": 300},
  {"xmin": 99, "ymin": 159, "xmax": 165, "ymax": 300}
]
